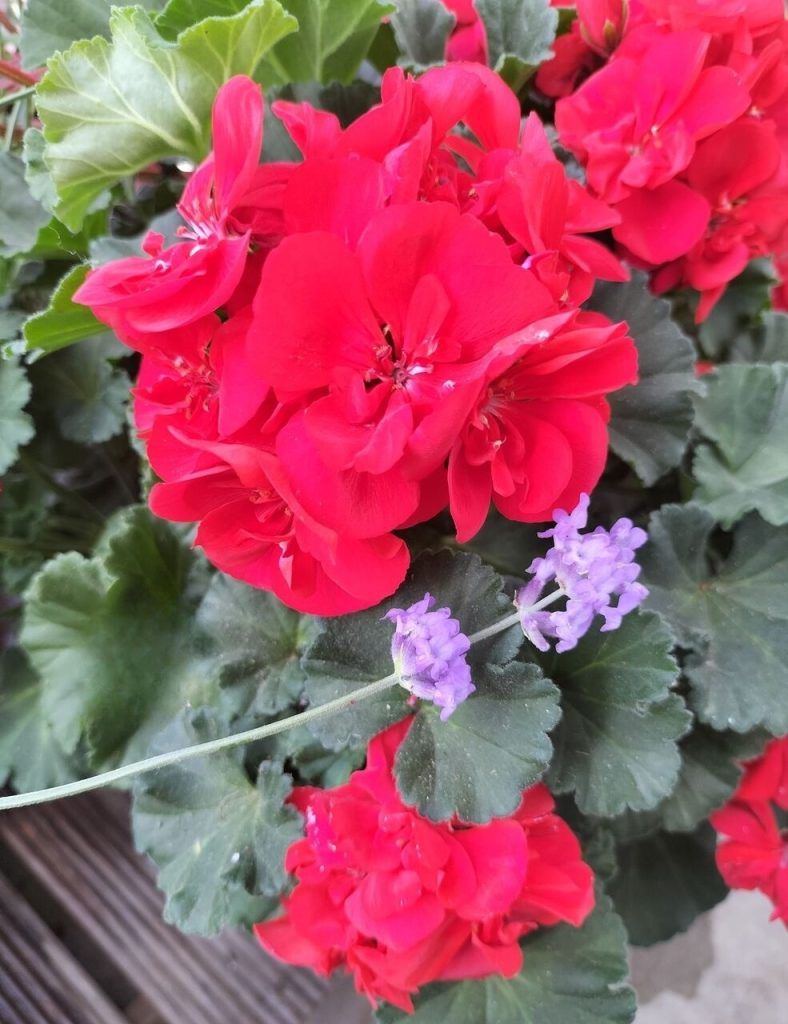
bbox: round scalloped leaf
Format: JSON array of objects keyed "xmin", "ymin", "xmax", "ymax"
[
  {"xmin": 0, "ymin": 359, "xmax": 35, "ymax": 474},
  {"xmin": 693, "ymin": 364, "xmax": 788, "ymax": 527},
  {"xmin": 538, "ymin": 611, "xmax": 689, "ymax": 817},
  {"xmin": 589, "ymin": 273, "xmax": 702, "ymax": 486},
  {"xmin": 303, "ymin": 550, "xmax": 522, "ymax": 751},
  {"xmin": 607, "ymin": 823, "xmax": 728, "ymax": 947},
  {"xmin": 641, "ymin": 504, "xmax": 788, "ymax": 734},
  {"xmin": 395, "ymin": 661, "xmax": 560, "ymax": 823},
  {"xmin": 132, "ymin": 708, "xmax": 302, "ymax": 935}
]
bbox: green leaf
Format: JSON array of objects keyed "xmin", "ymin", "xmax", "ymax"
[
  {"xmin": 304, "ymin": 551, "xmax": 557, "ymax": 822},
  {"xmin": 33, "ymin": 336, "xmax": 130, "ymax": 444},
  {"xmin": 23, "ymin": 265, "xmax": 106, "ymax": 354},
  {"xmin": 395, "ymin": 661, "xmax": 560, "ymax": 822},
  {"xmin": 693, "ymin": 364, "xmax": 788, "ymax": 527},
  {"xmin": 696, "ymin": 259, "xmax": 775, "ymax": 361},
  {"xmin": 390, "ymin": 0, "xmax": 456, "ymax": 69},
  {"xmin": 36, "ymin": 1, "xmax": 298, "ymax": 230},
  {"xmin": 656, "ymin": 727, "xmax": 767, "ymax": 834},
  {"xmin": 155, "ymin": 0, "xmax": 251, "ymax": 38},
  {"xmin": 196, "ymin": 573, "xmax": 319, "ymax": 717},
  {"xmin": 641, "ymin": 504, "xmax": 788, "ymax": 734},
  {"xmin": 759, "ymin": 312, "xmax": 788, "ymax": 362},
  {"xmin": 132, "ymin": 708, "xmax": 301, "ymax": 934},
  {"xmin": 19, "ymin": 0, "xmax": 165, "ymax": 69},
  {"xmin": 20, "ymin": 507, "xmax": 216, "ymax": 767},
  {"xmin": 607, "ymin": 824, "xmax": 727, "ymax": 947},
  {"xmin": 20, "ymin": 0, "xmax": 112, "ymax": 70},
  {"xmin": 724, "ymin": 310, "xmax": 788, "ymax": 364},
  {"xmin": 475, "ymin": 0, "xmax": 557, "ymax": 89},
  {"xmin": 0, "ymin": 153, "xmax": 50, "ymax": 258},
  {"xmin": 0, "ymin": 469, "xmax": 51, "ymax": 595},
  {"xmin": 0, "ymin": 359, "xmax": 35, "ymax": 474},
  {"xmin": 377, "ymin": 894, "xmax": 635, "ymax": 1024},
  {"xmin": 23, "ymin": 127, "xmax": 60, "ymax": 213},
  {"xmin": 261, "ymin": 0, "xmax": 395, "ymax": 85},
  {"xmin": 303, "ymin": 550, "xmax": 522, "ymax": 751},
  {"xmin": 0, "ymin": 647, "xmax": 81, "ymax": 793},
  {"xmin": 590, "ymin": 273, "xmax": 702, "ymax": 486},
  {"xmin": 538, "ymin": 611, "xmax": 689, "ymax": 817}
]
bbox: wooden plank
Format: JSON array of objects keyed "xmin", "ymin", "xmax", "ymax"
[
  {"xmin": 0, "ymin": 870, "xmax": 128, "ymax": 1024},
  {"xmin": 0, "ymin": 792, "xmax": 326, "ymax": 1024}
]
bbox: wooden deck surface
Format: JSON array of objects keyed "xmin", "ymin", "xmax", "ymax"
[{"xmin": 0, "ymin": 790, "xmax": 341, "ymax": 1024}]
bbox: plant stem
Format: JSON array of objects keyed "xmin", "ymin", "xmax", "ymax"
[
  {"xmin": 0, "ymin": 588, "xmax": 565, "ymax": 812},
  {"xmin": 0, "ymin": 674, "xmax": 399, "ymax": 811},
  {"xmin": 0, "ymin": 84, "xmax": 35, "ymax": 108},
  {"xmin": 4, "ymin": 99, "xmax": 21, "ymax": 150},
  {"xmin": 468, "ymin": 588, "xmax": 564, "ymax": 643}
]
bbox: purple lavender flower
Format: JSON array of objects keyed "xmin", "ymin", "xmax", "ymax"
[
  {"xmin": 385, "ymin": 593, "xmax": 474, "ymax": 720},
  {"xmin": 517, "ymin": 494, "xmax": 649, "ymax": 653}
]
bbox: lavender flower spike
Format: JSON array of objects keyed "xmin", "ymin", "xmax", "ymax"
[
  {"xmin": 385, "ymin": 594, "xmax": 475, "ymax": 720},
  {"xmin": 516, "ymin": 494, "xmax": 649, "ymax": 653}
]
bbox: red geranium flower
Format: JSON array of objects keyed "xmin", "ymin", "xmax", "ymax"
[
  {"xmin": 496, "ymin": 113, "xmax": 628, "ymax": 304},
  {"xmin": 555, "ymin": 28, "xmax": 750, "ymax": 211},
  {"xmin": 711, "ymin": 737, "xmax": 788, "ymax": 926},
  {"xmin": 249, "ymin": 201, "xmax": 558, "ymax": 539},
  {"xmin": 448, "ymin": 310, "xmax": 637, "ymax": 539},
  {"xmin": 74, "ymin": 76, "xmax": 286, "ymax": 339},
  {"xmin": 254, "ymin": 718, "xmax": 595, "ymax": 1011},
  {"xmin": 639, "ymin": 0, "xmax": 784, "ymax": 36},
  {"xmin": 149, "ymin": 437, "xmax": 409, "ymax": 615},
  {"xmin": 651, "ymin": 118, "xmax": 788, "ymax": 318}
]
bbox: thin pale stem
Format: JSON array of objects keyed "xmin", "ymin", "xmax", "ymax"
[
  {"xmin": 0, "ymin": 674, "xmax": 399, "ymax": 810},
  {"xmin": 0, "ymin": 84, "xmax": 35, "ymax": 108},
  {"xmin": 468, "ymin": 587, "xmax": 564, "ymax": 644},
  {"xmin": 0, "ymin": 588, "xmax": 566, "ymax": 812}
]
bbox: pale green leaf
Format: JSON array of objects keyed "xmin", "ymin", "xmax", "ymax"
[
  {"xmin": 390, "ymin": 0, "xmax": 456, "ymax": 69},
  {"xmin": 19, "ymin": 0, "xmax": 165, "ymax": 69},
  {"xmin": 36, "ymin": 1, "xmax": 298, "ymax": 229},
  {"xmin": 0, "ymin": 153, "xmax": 50, "ymax": 258},
  {"xmin": 475, "ymin": 0, "xmax": 557, "ymax": 88},
  {"xmin": 24, "ymin": 265, "xmax": 108, "ymax": 353},
  {"xmin": 261, "ymin": 0, "xmax": 394, "ymax": 85},
  {"xmin": 0, "ymin": 647, "xmax": 81, "ymax": 793},
  {"xmin": 20, "ymin": 507, "xmax": 216, "ymax": 767}
]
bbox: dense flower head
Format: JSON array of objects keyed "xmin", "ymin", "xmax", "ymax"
[
  {"xmin": 73, "ymin": 69, "xmax": 639, "ymax": 615},
  {"xmin": 544, "ymin": 0, "xmax": 788, "ymax": 319},
  {"xmin": 254, "ymin": 718, "xmax": 595, "ymax": 1011},
  {"xmin": 712, "ymin": 736, "xmax": 788, "ymax": 926},
  {"xmin": 386, "ymin": 594, "xmax": 474, "ymax": 719},
  {"xmin": 517, "ymin": 493, "xmax": 649, "ymax": 652}
]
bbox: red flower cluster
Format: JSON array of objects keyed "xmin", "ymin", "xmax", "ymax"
[
  {"xmin": 711, "ymin": 736, "xmax": 788, "ymax": 925},
  {"xmin": 75, "ymin": 68, "xmax": 638, "ymax": 615},
  {"xmin": 539, "ymin": 0, "xmax": 788, "ymax": 318},
  {"xmin": 254, "ymin": 718, "xmax": 595, "ymax": 1011}
]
